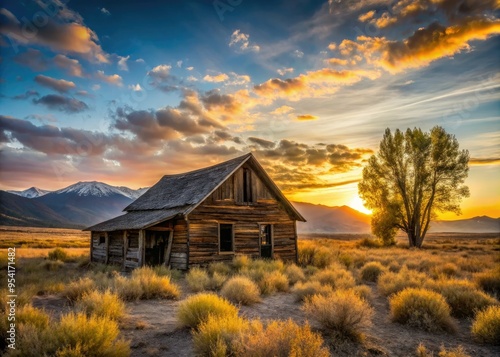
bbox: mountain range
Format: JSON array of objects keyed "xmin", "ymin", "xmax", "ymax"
[{"xmin": 1, "ymin": 182, "xmax": 499, "ymax": 233}]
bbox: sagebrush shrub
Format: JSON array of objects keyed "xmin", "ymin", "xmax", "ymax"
[
  {"xmin": 53, "ymin": 312, "xmax": 130, "ymax": 357},
  {"xmin": 389, "ymin": 288, "xmax": 455, "ymax": 332},
  {"xmin": 138, "ymin": 266, "xmax": 180, "ymax": 298},
  {"xmin": 9, "ymin": 312, "xmax": 130, "ymax": 357},
  {"xmin": 187, "ymin": 267, "xmax": 211, "ymax": 292},
  {"xmin": 471, "ymin": 305, "xmax": 500, "ymax": 345},
  {"xmin": 424, "ymin": 279, "xmax": 498, "ymax": 318},
  {"xmin": 76, "ymin": 289, "xmax": 125, "ymax": 320},
  {"xmin": 63, "ymin": 277, "xmax": 96, "ymax": 302},
  {"xmin": 233, "ymin": 255, "xmax": 251, "ymax": 271},
  {"xmin": 40, "ymin": 259, "xmax": 65, "ymax": 271},
  {"xmin": 475, "ymin": 268, "xmax": 500, "ymax": 296},
  {"xmin": 258, "ymin": 271, "xmax": 289, "ymax": 295},
  {"xmin": 234, "ymin": 319, "xmax": 329, "ymax": 357},
  {"xmin": 220, "ymin": 276, "xmax": 260, "ymax": 305},
  {"xmin": 378, "ymin": 266, "xmax": 428, "ymax": 296},
  {"xmin": 303, "ymin": 289, "xmax": 373, "ymax": 340},
  {"xmin": 310, "ymin": 267, "xmax": 356, "ymax": 290},
  {"xmin": 284, "ymin": 264, "xmax": 306, "ymax": 284},
  {"xmin": 292, "ymin": 281, "xmax": 333, "ymax": 302},
  {"xmin": 48, "ymin": 248, "xmax": 68, "ymax": 261},
  {"xmin": 360, "ymin": 261, "xmax": 386, "ymax": 282},
  {"xmin": 193, "ymin": 314, "xmax": 249, "ymax": 356},
  {"xmin": 177, "ymin": 293, "xmax": 239, "ymax": 329}
]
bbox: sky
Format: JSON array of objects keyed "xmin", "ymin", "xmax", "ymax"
[{"xmin": 0, "ymin": 0, "xmax": 499, "ymax": 219}]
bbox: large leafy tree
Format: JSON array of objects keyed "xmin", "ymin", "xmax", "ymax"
[{"xmin": 359, "ymin": 126, "xmax": 469, "ymax": 248}]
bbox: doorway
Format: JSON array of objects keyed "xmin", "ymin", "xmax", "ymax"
[{"xmin": 145, "ymin": 231, "xmax": 168, "ymax": 266}]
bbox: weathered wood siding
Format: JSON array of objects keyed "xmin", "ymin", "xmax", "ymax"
[
  {"xmin": 170, "ymin": 218, "xmax": 188, "ymax": 270},
  {"xmin": 108, "ymin": 230, "xmax": 124, "ymax": 266},
  {"xmin": 188, "ymin": 165, "xmax": 297, "ymax": 266},
  {"xmin": 91, "ymin": 232, "xmax": 106, "ymax": 263},
  {"xmin": 124, "ymin": 230, "xmax": 140, "ymax": 270}
]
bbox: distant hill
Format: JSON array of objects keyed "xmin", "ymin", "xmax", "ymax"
[
  {"xmin": 293, "ymin": 202, "xmax": 371, "ymax": 233},
  {"xmin": 1, "ymin": 182, "xmax": 498, "ymax": 234},
  {"xmin": 0, "ymin": 191, "xmax": 78, "ymax": 228},
  {"xmin": 431, "ymin": 216, "xmax": 500, "ymax": 233},
  {"xmin": 292, "ymin": 201, "xmax": 500, "ymax": 234}
]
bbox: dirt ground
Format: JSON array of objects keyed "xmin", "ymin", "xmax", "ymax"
[{"xmin": 33, "ymin": 279, "xmax": 500, "ymax": 357}]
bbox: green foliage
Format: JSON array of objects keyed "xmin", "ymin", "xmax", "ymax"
[
  {"xmin": 359, "ymin": 126, "xmax": 469, "ymax": 248},
  {"xmin": 471, "ymin": 305, "xmax": 500, "ymax": 345},
  {"xmin": 389, "ymin": 288, "xmax": 455, "ymax": 332}
]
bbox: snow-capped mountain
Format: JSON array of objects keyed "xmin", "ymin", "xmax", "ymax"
[
  {"xmin": 54, "ymin": 181, "xmax": 145, "ymax": 198},
  {"xmin": 115, "ymin": 186, "xmax": 149, "ymax": 200},
  {"xmin": 7, "ymin": 187, "xmax": 51, "ymax": 198}
]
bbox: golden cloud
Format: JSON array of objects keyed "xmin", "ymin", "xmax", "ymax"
[
  {"xmin": 296, "ymin": 114, "xmax": 317, "ymax": 121},
  {"xmin": 203, "ymin": 73, "xmax": 230, "ymax": 83}
]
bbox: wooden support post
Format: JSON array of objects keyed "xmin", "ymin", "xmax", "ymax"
[
  {"xmin": 165, "ymin": 230, "xmax": 173, "ymax": 267},
  {"xmin": 105, "ymin": 232, "xmax": 109, "ymax": 264},
  {"xmin": 123, "ymin": 231, "xmax": 128, "ymax": 270},
  {"xmin": 138, "ymin": 230, "xmax": 145, "ymax": 267},
  {"xmin": 89, "ymin": 232, "xmax": 93, "ymax": 263},
  {"xmin": 293, "ymin": 221, "xmax": 298, "ymax": 264}
]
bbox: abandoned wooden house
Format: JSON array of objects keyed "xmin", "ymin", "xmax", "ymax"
[{"xmin": 84, "ymin": 153, "xmax": 306, "ymax": 270}]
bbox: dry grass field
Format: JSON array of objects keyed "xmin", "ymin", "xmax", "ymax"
[{"xmin": 1, "ymin": 227, "xmax": 499, "ymax": 356}]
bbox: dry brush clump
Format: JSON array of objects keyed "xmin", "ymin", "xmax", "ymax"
[
  {"xmin": 177, "ymin": 293, "xmax": 239, "ymax": 329},
  {"xmin": 292, "ymin": 281, "xmax": 334, "ymax": 302},
  {"xmin": 389, "ymin": 288, "xmax": 455, "ymax": 333},
  {"xmin": 416, "ymin": 343, "xmax": 471, "ymax": 357},
  {"xmin": 424, "ymin": 279, "xmax": 498, "ymax": 318},
  {"xmin": 303, "ymin": 289, "xmax": 373, "ymax": 340},
  {"xmin": 284, "ymin": 263, "xmax": 306, "ymax": 284},
  {"xmin": 186, "ymin": 267, "xmax": 212, "ymax": 292},
  {"xmin": 471, "ymin": 305, "xmax": 500, "ymax": 345},
  {"xmin": 114, "ymin": 266, "xmax": 180, "ymax": 300},
  {"xmin": 76, "ymin": 289, "xmax": 126, "ymax": 320},
  {"xmin": 62, "ymin": 277, "xmax": 97, "ymax": 302},
  {"xmin": 474, "ymin": 268, "xmax": 500, "ymax": 296},
  {"xmin": 257, "ymin": 271, "xmax": 289, "ymax": 295},
  {"xmin": 310, "ymin": 266, "xmax": 356, "ymax": 290},
  {"xmin": 47, "ymin": 247, "xmax": 69, "ymax": 261},
  {"xmin": 6, "ymin": 309, "xmax": 130, "ymax": 357},
  {"xmin": 378, "ymin": 266, "xmax": 429, "ymax": 296},
  {"xmin": 220, "ymin": 276, "xmax": 261, "ymax": 305},
  {"xmin": 360, "ymin": 261, "xmax": 386, "ymax": 282},
  {"xmin": 234, "ymin": 319, "xmax": 330, "ymax": 357},
  {"xmin": 193, "ymin": 314, "xmax": 250, "ymax": 356}
]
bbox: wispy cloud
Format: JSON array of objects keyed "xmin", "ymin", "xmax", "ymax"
[{"xmin": 229, "ymin": 29, "xmax": 260, "ymax": 52}]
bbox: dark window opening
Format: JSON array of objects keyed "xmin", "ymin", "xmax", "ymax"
[
  {"xmin": 220, "ymin": 224, "xmax": 234, "ymax": 252},
  {"xmin": 99, "ymin": 235, "xmax": 105, "ymax": 245},
  {"xmin": 260, "ymin": 224, "xmax": 272, "ymax": 258},
  {"xmin": 260, "ymin": 225, "xmax": 272, "ymax": 245},
  {"xmin": 243, "ymin": 168, "xmax": 252, "ymax": 203}
]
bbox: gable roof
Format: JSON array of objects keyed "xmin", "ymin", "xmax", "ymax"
[
  {"xmin": 124, "ymin": 153, "xmax": 251, "ymax": 211},
  {"xmin": 85, "ymin": 153, "xmax": 305, "ymax": 231}
]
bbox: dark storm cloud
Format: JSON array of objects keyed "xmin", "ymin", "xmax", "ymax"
[{"xmin": 33, "ymin": 94, "xmax": 88, "ymax": 113}]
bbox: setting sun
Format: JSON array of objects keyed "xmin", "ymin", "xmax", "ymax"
[{"xmin": 347, "ymin": 195, "xmax": 372, "ymax": 215}]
